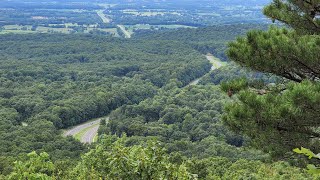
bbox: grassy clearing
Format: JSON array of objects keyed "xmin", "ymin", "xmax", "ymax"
[
  {"xmin": 2, "ymin": 23, "xmax": 117, "ymax": 36},
  {"xmin": 93, "ymin": 134, "xmax": 99, "ymax": 142},
  {"xmin": 124, "ymin": 24, "xmax": 196, "ymax": 35},
  {"xmin": 122, "ymin": 24, "xmax": 196, "ymax": 37},
  {"xmin": 0, "ymin": 30, "xmax": 36, "ymax": 34},
  {"xmin": 36, "ymin": 26, "xmax": 72, "ymax": 33},
  {"xmin": 1, "ymin": 23, "xmax": 194, "ymax": 37},
  {"xmin": 122, "ymin": 10, "xmax": 180, "ymax": 16},
  {"xmin": 4, "ymin": 25, "xmax": 33, "ymax": 30},
  {"xmin": 84, "ymin": 27, "xmax": 119, "ymax": 36}
]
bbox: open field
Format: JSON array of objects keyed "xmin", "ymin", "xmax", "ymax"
[
  {"xmin": 4, "ymin": 25, "xmax": 31, "ymax": 30},
  {"xmin": 1, "ymin": 21, "xmax": 196, "ymax": 37},
  {"xmin": 1, "ymin": 24, "xmax": 119, "ymax": 36},
  {"xmin": 36, "ymin": 26, "xmax": 72, "ymax": 33},
  {"xmin": 123, "ymin": 24, "xmax": 196, "ymax": 36},
  {"xmin": 125, "ymin": 24, "xmax": 195, "ymax": 29},
  {"xmin": 122, "ymin": 9, "xmax": 181, "ymax": 16},
  {"xmin": 0, "ymin": 30, "xmax": 37, "ymax": 34}
]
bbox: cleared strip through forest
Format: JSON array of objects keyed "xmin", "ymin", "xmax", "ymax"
[
  {"xmin": 117, "ymin": 25, "xmax": 132, "ymax": 38},
  {"xmin": 63, "ymin": 117, "xmax": 109, "ymax": 144},
  {"xmin": 97, "ymin": 10, "xmax": 111, "ymax": 23},
  {"xmin": 63, "ymin": 54, "xmax": 225, "ymax": 143},
  {"xmin": 189, "ymin": 54, "xmax": 227, "ymax": 86}
]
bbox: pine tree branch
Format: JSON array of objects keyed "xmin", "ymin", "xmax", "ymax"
[
  {"xmin": 276, "ymin": 125, "xmax": 320, "ymax": 138},
  {"xmin": 274, "ymin": 50, "xmax": 320, "ymax": 81}
]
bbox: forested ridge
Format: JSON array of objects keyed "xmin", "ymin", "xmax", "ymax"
[{"xmin": 1, "ymin": 0, "xmax": 320, "ymax": 178}]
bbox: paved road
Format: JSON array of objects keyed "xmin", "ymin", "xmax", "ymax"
[
  {"xmin": 189, "ymin": 54, "xmax": 226, "ymax": 86},
  {"xmin": 81, "ymin": 125, "xmax": 100, "ymax": 143},
  {"xmin": 117, "ymin": 25, "xmax": 132, "ymax": 38},
  {"xmin": 97, "ymin": 10, "xmax": 111, "ymax": 23},
  {"xmin": 64, "ymin": 55, "xmax": 224, "ymax": 143},
  {"xmin": 63, "ymin": 119, "xmax": 101, "ymax": 137},
  {"xmin": 63, "ymin": 117, "xmax": 109, "ymax": 144},
  {"xmin": 206, "ymin": 54, "xmax": 226, "ymax": 70}
]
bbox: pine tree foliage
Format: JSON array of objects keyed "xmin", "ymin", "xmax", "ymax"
[
  {"xmin": 264, "ymin": 0, "xmax": 320, "ymax": 34},
  {"xmin": 228, "ymin": 27, "xmax": 320, "ymax": 82},
  {"xmin": 225, "ymin": 0, "xmax": 320, "ymax": 157},
  {"xmin": 224, "ymin": 81, "xmax": 320, "ymax": 157}
]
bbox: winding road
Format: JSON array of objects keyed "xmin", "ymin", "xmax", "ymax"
[
  {"xmin": 189, "ymin": 54, "xmax": 226, "ymax": 85},
  {"xmin": 81, "ymin": 125, "xmax": 100, "ymax": 143},
  {"xmin": 63, "ymin": 54, "xmax": 226, "ymax": 144},
  {"xmin": 97, "ymin": 10, "xmax": 111, "ymax": 23},
  {"xmin": 63, "ymin": 117, "xmax": 109, "ymax": 144}
]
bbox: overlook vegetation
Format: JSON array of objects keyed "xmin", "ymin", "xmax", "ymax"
[{"xmin": 225, "ymin": 0, "xmax": 320, "ymax": 159}]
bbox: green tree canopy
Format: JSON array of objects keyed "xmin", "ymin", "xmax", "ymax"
[
  {"xmin": 68, "ymin": 135, "xmax": 196, "ymax": 180},
  {"xmin": 8, "ymin": 151, "xmax": 55, "ymax": 180},
  {"xmin": 224, "ymin": 0, "xmax": 320, "ymax": 158}
]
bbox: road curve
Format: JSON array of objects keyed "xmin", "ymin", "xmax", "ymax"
[
  {"xmin": 63, "ymin": 119, "xmax": 101, "ymax": 137},
  {"xmin": 63, "ymin": 117, "xmax": 109, "ymax": 144},
  {"xmin": 206, "ymin": 54, "xmax": 226, "ymax": 70},
  {"xmin": 64, "ymin": 54, "xmax": 224, "ymax": 142},
  {"xmin": 81, "ymin": 125, "xmax": 100, "ymax": 143},
  {"xmin": 189, "ymin": 54, "xmax": 226, "ymax": 86}
]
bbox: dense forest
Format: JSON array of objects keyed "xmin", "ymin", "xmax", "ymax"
[
  {"xmin": 134, "ymin": 24, "xmax": 269, "ymax": 60},
  {"xmin": 1, "ymin": 0, "xmax": 320, "ymax": 179},
  {"xmin": 0, "ymin": 33, "xmax": 212, "ymax": 175}
]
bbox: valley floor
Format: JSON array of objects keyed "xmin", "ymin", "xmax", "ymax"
[{"xmin": 66, "ymin": 54, "xmax": 226, "ymax": 144}]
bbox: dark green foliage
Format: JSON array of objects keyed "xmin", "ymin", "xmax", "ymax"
[
  {"xmin": 200, "ymin": 62, "xmax": 282, "ymax": 85},
  {"xmin": 0, "ymin": 33, "xmax": 210, "ymax": 175},
  {"xmin": 103, "ymin": 84, "xmax": 266, "ymax": 160},
  {"xmin": 228, "ymin": 27, "xmax": 320, "ymax": 82},
  {"xmin": 68, "ymin": 135, "xmax": 196, "ymax": 179},
  {"xmin": 220, "ymin": 78, "xmax": 249, "ymax": 93},
  {"xmin": 135, "ymin": 24, "xmax": 269, "ymax": 60},
  {"xmin": 225, "ymin": 0, "xmax": 320, "ymax": 158},
  {"xmin": 0, "ymin": 7, "xmax": 314, "ymax": 176},
  {"xmin": 188, "ymin": 157, "xmax": 312, "ymax": 179},
  {"xmin": 263, "ymin": 0, "xmax": 320, "ymax": 34},
  {"xmin": 7, "ymin": 151, "xmax": 55, "ymax": 180},
  {"xmin": 224, "ymin": 81, "xmax": 320, "ymax": 157}
]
